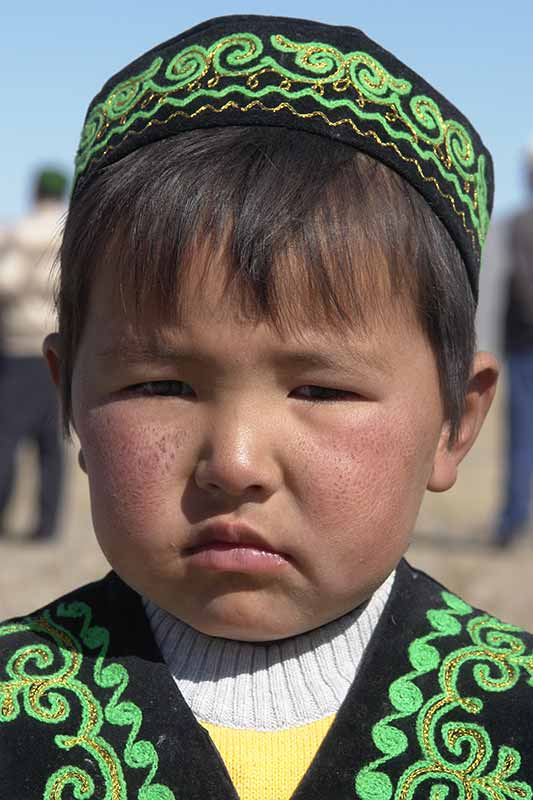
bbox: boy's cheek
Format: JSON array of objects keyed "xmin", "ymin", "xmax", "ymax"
[
  {"xmin": 297, "ymin": 412, "xmax": 433, "ymax": 589},
  {"xmin": 79, "ymin": 407, "xmax": 192, "ymax": 520},
  {"xmin": 297, "ymin": 404, "xmax": 437, "ymax": 510}
]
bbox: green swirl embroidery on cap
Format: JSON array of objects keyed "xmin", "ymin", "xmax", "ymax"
[
  {"xmin": 355, "ymin": 592, "xmax": 533, "ymax": 800},
  {"xmin": 0, "ymin": 603, "xmax": 175, "ymax": 800},
  {"xmin": 74, "ymin": 32, "xmax": 489, "ymax": 248}
]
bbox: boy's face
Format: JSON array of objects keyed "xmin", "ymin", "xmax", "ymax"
[{"xmin": 65, "ymin": 259, "xmax": 461, "ymax": 640}]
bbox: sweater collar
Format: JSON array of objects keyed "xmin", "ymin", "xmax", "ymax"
[{"xmin": 143, "ymin": 571, "xmax": 395, "ymax": 730}]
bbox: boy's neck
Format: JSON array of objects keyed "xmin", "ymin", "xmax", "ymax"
[{"xmin": 143, "ymin": 570, "xmax": 395, "ymax": 730}]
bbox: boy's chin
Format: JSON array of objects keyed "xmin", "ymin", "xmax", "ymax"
[
  {"xmin": 190, "ymin": 618, "xmax": 315, "ymax": 642},
  {"xmin": 181, "ymin": 607, "xmax": 305, "ymax": 642},
  {"xmin": 175, "ymin": 595, "xmax": 353, "ymax": 642}
]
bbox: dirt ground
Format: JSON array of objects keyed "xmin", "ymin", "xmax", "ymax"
[{"xmin": 1, "ymin": 382, "xmax": 532, "ymax": 628}]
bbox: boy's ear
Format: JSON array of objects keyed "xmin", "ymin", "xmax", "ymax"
[
  {"xmin": 43, "ymin": 333, "xmax": 61, "ymax": 388},
  {"xmin": 427, "ymin": 351, "xmax": 499, "ymax": 493},
  {"xmin": 43, "ymin": 333, "xmax": 86, "ymax": 473}
]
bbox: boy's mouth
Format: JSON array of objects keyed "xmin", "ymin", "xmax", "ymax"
[{"xmin": 184, "ymin": 521, "xmax": 291, "ymax": 573}]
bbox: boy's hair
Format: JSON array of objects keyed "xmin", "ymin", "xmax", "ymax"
[{"xmin": 57, "ymin": 126, "xmax": 475, "ymax": 443}]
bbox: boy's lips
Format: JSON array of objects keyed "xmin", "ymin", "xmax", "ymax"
[{"xmin": 184, "ymin": 521, "xmax": 291, "ymax": 573}]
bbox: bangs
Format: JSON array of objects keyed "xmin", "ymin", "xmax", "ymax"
[{"xmin": 67, "ymin": 128, "xmax": 420, "ymax": 341}]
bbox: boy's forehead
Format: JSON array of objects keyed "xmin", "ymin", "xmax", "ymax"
[
  {"xmin": 87, "ymin": 265, "xmax": 411, "ymax": 377},
  {"xmin": 90, "ymin": 240, "xmax": 411, "ymax": 329},
  {"xmin": 91, "ymin": 225, "xmax": 413, "ymax": 327},
  {"xmin": 92, "ymin": 319, "xmax": 398, "ymax": 379}
]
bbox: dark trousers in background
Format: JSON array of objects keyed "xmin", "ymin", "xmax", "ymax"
[
  {"xmin": 498, "ymin": 352, "xmax": 533, "ymax": 543},
  {"xmin": 0, "ymin": 356, "xmax": 63, "ymax": 538}
]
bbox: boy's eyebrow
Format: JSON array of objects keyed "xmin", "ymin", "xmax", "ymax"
[
  {"xmin": 271, "ymin": 349, "xmax": 391, "ymax": 374},
  {"xmin": 96, "ymin": 340, "xmax": 391, "ymax": 374},
  {"xmin": 95, "ymin": 340, "xmax": 187, "ymax": 366}
]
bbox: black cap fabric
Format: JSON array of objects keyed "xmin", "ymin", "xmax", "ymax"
[{"xmin": 73, "ymin": 14, "xmax": 494, "ymax": 300}]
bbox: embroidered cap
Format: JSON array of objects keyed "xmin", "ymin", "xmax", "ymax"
[{"xmin": 73, "ymin": 14, "xmax": 494, "ymax": 300}]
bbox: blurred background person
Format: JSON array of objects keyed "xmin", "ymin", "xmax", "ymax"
[
  {"xmin": 0, "ymin": 168, "xmax": 67, "ymax": 541},
  {"xmin": 495, "ymin": 142, "xmax": 533, "ymax": 547}
]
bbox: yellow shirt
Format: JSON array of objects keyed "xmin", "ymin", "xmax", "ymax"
[{"xmin": 201, "ymin": 714, "xmax": 336, "ymax": 800}]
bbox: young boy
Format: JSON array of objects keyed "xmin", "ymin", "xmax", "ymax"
[{"xmin": 1, "ymin": 13, "xmax": 532, "ymax": 800}]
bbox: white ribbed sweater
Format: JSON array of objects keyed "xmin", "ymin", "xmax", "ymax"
[{"xmin": 143, "ymin": 571, "xmax": 394, "ymax": 731}]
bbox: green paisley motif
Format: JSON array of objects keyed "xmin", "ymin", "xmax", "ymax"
[
  {"xmin": 0, "ymin": 603, "xmax": 175, "ymax": 800},
  {"xmin": 74, "ymin": 31, "xmax": 488, "ymax": 248},
  {"xmin": 355, "ymin": 591, "xmax": 533, "ymax": 800}
]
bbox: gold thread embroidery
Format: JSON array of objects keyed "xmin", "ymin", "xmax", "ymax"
[
  {"xmin": 357, "ymin": 597, "xmax": 533, "ymax": 800},
  {"xmin": 0, "ymin": 606, "xmax": 176, "ymax": 800}
]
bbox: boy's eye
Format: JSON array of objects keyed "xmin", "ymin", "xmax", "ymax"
[
  {"xmin": 124, "ymin": 382, "xmax": 354, "ymax": 402},
  {"xmin": 126, "ymin": 380, "xmax": 194, "ymax": 398},
  {"xmin": 295, "ymin": 386, "xmax": 355, "ymax": 402}
]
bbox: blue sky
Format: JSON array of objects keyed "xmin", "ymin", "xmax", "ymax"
[{"xmin": 2, "ymin": 1, "xmax": 533, "ymax": 222}]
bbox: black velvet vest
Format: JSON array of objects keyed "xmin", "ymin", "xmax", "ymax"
[{"xmin": 1, "ymin": 559, "xmax": 533, "ymax": 799}]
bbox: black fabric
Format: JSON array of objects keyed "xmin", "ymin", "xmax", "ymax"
[
  {"xmin": 72, "ymin": 14, "xmax": 494, "ymax": 303},
  {"xmin": 1, "ymin": 560, "xmax": 533, "ymax": 798},
  {"xmin": 0, "ymin": 572, "xmax": 238, "ymax": 799}
]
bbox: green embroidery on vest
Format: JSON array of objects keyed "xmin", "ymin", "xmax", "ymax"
[
  {"xmin": 0, "ymin": 603, "xmax": 175, "ymax": 800},
  {"xmin": 355, "ymin": 591, "xmax": 533, "ymax": 800},
  {"xmin": 74, "ymin": 32, "xmax": 488, "ymax": 249}
]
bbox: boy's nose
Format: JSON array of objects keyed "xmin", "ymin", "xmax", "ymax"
[{"xmin": 193, "ymin": 415, "xmax": 281, "ymax": 499}]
